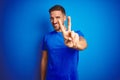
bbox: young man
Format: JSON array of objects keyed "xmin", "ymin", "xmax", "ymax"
[{"xmin": 41, "ymin": 5, "xmax": 87, "ymax": 80}]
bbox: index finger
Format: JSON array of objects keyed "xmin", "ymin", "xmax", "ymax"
[
  {"xmin": 67, "ymin": 16, "xmax": 71, "ymax": 31},
  {"xmin": 58, "ymin": 19, "xmax": 66, "ymax": 33}
]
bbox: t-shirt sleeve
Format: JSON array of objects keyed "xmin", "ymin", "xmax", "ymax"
[
  {"xmin": 75, "ymin": 30, "xmax": 84, "ymax": 37},
  {"xmin": 42, "ymin": 35, "xmax": 47, "ymax": 51}
]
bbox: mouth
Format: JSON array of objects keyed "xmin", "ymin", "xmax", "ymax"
[{"xmin": 53, "ymin": 23, "xmax": 58, "ymax": 27}]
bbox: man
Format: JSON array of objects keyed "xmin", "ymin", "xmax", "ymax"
[{"xmin": 41, "ymin": 5, "xmax": 87, "ymax": 80}]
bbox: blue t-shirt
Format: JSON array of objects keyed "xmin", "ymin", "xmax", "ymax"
[{"xmin": 42, "ymin": 30, "xmax": 84, "ymax": 80}]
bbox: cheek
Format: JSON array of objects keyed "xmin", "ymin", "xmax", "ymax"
[{"xmin": 60, "ymin": 19, "xmax": 65, "ymax": 24}]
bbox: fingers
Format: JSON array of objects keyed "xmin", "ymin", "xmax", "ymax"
[
  {"xmin": 71, "ymin": 31, "xmax": 75, "ymax": 40},
  {"xmin": 70, "ymin": 31, "xmax": 75, "ymax": 46},
  {"xmin": 58, "ymin": 19, "xmax": 66, "ymax": 33},
  {"xmin": 71, "ymin": 31, "xmax": 79, "ymax": 47},
  {"xmin": 64, "ymin": 31, "xmax": 79, "ymax": 48},
  {"xmin": 58, "ymin": 16, "xmax": 71, "ymax": 33},
  {"xmin": 67, "ymin": 16, "xmax": 71, "ymax": 31},
  {"xmin": 74, "ymin": 33, "xmax": 79, "ymax": 44},
  {"xmin": 64, "ymin": 39, "xmax": 73, "ymax": 48}
]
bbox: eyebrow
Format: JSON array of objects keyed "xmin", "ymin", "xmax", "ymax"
[
  {"xmin": 56, "ymin": 16, "xmax": 60, "ymax": 18},
  {"xmin": 50, "ymin": 16, "xmax": 61, "ymax": 19}
]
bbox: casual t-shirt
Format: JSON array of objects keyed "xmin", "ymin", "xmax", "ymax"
[{"xmin": 42, "ymin": 30, "xmax": 84, "ymax": 80}]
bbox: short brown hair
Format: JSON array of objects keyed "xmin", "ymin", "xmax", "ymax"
[{"xmin": 49, "ymin": 5, "xmax": 66, "ymax": 15}]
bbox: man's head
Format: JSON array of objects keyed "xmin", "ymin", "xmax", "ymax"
[{"xmin": 49, "ymin": 5, "xmax": 66, "ymax": 31}]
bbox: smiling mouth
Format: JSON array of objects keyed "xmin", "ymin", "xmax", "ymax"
[
  {"xmin": 53, "ymin": 23, "xmax": 57, "ymax": 25},
  {"xmin": 53, "ymin": 23, "xmax": 58, "ymax": 26}
]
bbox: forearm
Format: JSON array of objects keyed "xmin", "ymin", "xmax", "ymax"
[
  {"xmin": 41, "ymin": 59, "xmax": 47, "ymax": 80},
  {"xmin": 41, "ymin": 51, "xmax": 47, "ymax": 80}
]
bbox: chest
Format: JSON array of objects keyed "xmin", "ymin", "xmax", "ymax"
[{"xmin": 46, "ymin": 33, "xmax": 67, "ymax": 50}]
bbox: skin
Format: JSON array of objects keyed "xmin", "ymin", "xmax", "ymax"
[
  {"xmin": 41, "ymin": 10, "xmax": 87, "ymax": 80},
  {"xmin": 50, "ymin": 10, "xmax": 66, "ymax": 32}
]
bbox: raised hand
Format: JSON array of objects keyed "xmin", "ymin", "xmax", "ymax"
[{"xmin": 58, "ymin": 16, "xmax": 80, "ymax": 48}]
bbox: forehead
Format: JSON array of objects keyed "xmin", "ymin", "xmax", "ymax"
[{"xmin": 50, "ymin": 11, "xmax": 64, "ymax": 17}]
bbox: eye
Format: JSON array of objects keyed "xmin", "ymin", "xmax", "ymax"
[{"xmin": 56, "ymin": 16, "xmax": 60, "ymax": 19}]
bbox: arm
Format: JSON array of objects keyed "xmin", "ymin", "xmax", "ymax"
[{"xmin": 41, "ymin": 50, "xmax": 48, "ymax": 80}]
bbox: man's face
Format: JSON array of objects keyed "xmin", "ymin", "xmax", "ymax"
[{"xmin": 50, "ymin": 10, "xmax": 66, "ymax": 31}]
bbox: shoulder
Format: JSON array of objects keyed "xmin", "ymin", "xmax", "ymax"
[
  {"xmin": 43, "ymin": 31, "xmax": 56, "ymax": 40},
  {"xmin": 46, "ymin": 30, "xmax": 56, "ymax": 35}
]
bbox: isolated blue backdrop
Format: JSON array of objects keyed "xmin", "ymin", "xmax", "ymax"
[{"xmin": 0, "ymin": 0, "xmax": 120, "ymax": 80}]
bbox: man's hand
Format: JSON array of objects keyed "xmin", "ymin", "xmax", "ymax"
[{"xmin": 58, "ymin": 16, "xmax": 80, "ymax": 49}]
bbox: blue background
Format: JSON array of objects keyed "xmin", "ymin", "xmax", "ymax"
[{"xmin": 0, "ymin": 0, "xmax": 120, "ymax": 80}]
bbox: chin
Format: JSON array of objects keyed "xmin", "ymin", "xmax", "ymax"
[
  {"xmin": 54, "ymin": 27, "xmax": 60, "ymax": 31},
  {"xmin": 54, "ymin": 26, "xmax": 59, "ymax": 30},
  {"xmin": 54, "ymin": 28, "xmax": 59, "ymax": 31}
]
